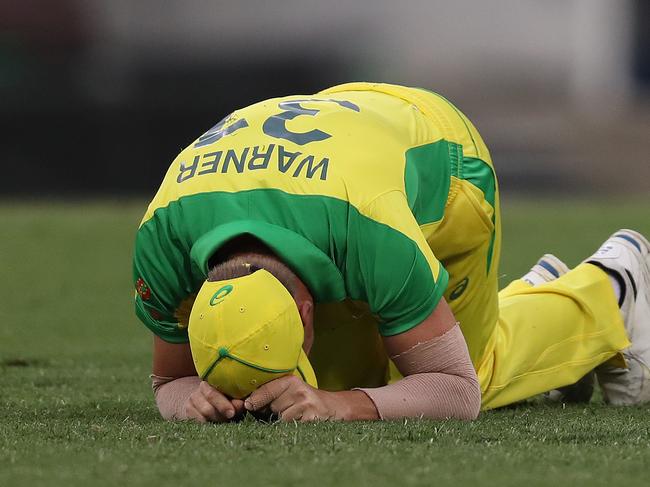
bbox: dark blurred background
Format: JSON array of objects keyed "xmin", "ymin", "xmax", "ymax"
[{"xmin": 1, "ymin": 0, "xmax": 649, "ymax": 197}]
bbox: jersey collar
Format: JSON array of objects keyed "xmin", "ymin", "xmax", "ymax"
[{"xmin": 190, "ymin": 220, "xmax": 345, "ymax": 303}]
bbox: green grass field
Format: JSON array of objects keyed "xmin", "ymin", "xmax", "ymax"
[{"xmin": 2, "ymin": 198, "xmax": 650, "ymax": 486}]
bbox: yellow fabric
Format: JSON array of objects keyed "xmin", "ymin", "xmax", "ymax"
[
  {"xmin": 188, "ymin": 270, "xmax": 317, "ymax": 398},
  {"xmin": 134, "ymin": 83, "xmax": 474, "ymax": 342},
  {"xmin": 426, "ymin": 177, "xmax": 500, "ymax": 366},
  {"xmin": 304, "ymin": 84, "xmax": 630, "ymax": 408},
  {"xmin": 479, "ymin": 265, "xmax": 630, "ymax": 409},
  {"xmin": 139, "ymin": 82, "xmax": 490, "ymax": 286},
  {"xmin": 147, "ymin": 81, "xmax": 629, "ymax": 408},
  {"xmin": 309, "ymin": 300, "xmax": 390, "ymax": 392},
  {"xmin": 437, "ymin": 175, "xmax": 627, "ymax": 409},
  {"xmin": 141, "ymin": 84, "xmax": 427, "ymax": 223},
  {"xmin": 312, "ymin": 182, "xmax": 629, "ymax": 408},
  {"xmin": 322, "ymin": 82, "xmax": 493, "ymax": 167}
]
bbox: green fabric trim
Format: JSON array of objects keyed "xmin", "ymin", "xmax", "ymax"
[
  {"xmin": 295, "ymin": 366, "xmax": 307, "ymax": 382},
  {"xmin": 462, "ymin": 157, "xmax": 495, "ymax": 210},
  {"xmin": 223, "ymin": 352, "xmax": 295, "ymax": 374},
  {"xmin": 448, "ymin": 142, "xmax": 463, "ymax": 179},
  {"xmin": 486, "ymin": 232, "xmax": 496, "ymax": 274},
  {"xmin": 377, "ymin": 264, "xmax": 449, "ymax": 336},
  {"xmin": 200, "ymin": 348, "xmax": 295, "ymax": 380},
  {"xmin": 134, "ymin": 295, "xmax": 188, "ymax": 344},
  {"xmin": 413, "ymin": 86, "xmax": 498, "ymax": 275},
  {"xmin": 404, "ymin": 140, "xmax": 451, "ymax": 226},
  {"xmin": 190, "ymin": 219, "xmax": 345, "ymax": 302},
  {"xmin": 200, "ymin": 354, "xmax": 225, "ymax": 379},
  {"xmin": 134, "ymin": 189, "xmax": 447, "ymax": 340},
  {"xmin": 462, "ymin": 157, "xmax": 497, "ymax": 274},
  {"xmin": 346, "ymin": 212, "xmax": 447, "ymax": 334}
]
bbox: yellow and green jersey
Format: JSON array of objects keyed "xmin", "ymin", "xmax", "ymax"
[{"xmin": 133, "ymin": 82, "xmax": 496, "ymax": 344}]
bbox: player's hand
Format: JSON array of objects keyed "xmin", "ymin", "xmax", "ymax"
[
  {"xmin": 244, "ymin": 375, "xmax": 346, "ymax": 422},
  {"xmin": 184, "ymin": 380, "xmax": 246, "ymax": 423}
]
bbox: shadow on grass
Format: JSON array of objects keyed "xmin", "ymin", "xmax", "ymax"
[{"xmin": 1, "ymin": 358, "xmax": 51, "ymax": 367}]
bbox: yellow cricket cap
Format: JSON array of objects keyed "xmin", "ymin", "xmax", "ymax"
[{"xmin": 188, "ymin": 269, "xmax": 317, "ymax": 399}]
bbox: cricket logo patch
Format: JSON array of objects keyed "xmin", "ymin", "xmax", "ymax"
[
  {"xmin": 210, "ymin": 285, "xmax": 233, "ymax": 306},
  {"xmin": 136, "ymin": 277, "xmax": 151, "ymax": 301}
]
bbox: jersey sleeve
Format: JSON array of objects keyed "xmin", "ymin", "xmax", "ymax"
[
  {"xmin": 132, "ymin": 223, "xmax": 193, "ymax": 344},
  {"xmin": 348, "ymin": 190, "xmax": 449, "ymax": 336}
]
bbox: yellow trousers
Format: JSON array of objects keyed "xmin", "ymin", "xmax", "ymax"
[
  {"xmin": 479, "ymin": 266, "xmax": 629, "ymax": 409},
  {"xmin": 309, "ymin": 179, "xmax": 630, "ymax": 409}
]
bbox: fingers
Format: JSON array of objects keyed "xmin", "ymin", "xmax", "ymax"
[
  {"xmin": 199, "ymin": 381, "xmax": 236, "ymax": 419},
  {"xmin": 231, "ymin": 399, "xmax": 246, "ymax": 417},
  {"xmin": 278, "ymin": 403, "xmax": 326, "ymax": 422},
  {"xmin": 277, "ymin": 404, "xmax": 305, "ymax": 422},
  {"xmin": 184, "ymin": 381, "xmax": 236, "ymax": 423},
  {"xmin": 183, "ymin": 376, "xmax": 330, "ymax": 424},
  {"xmin": 268, "ymin": 394, "xmax": 296, "ymax": 415},
  {"xmin": 245, "ymin": 375, "xmax": 295, "ymax": 411},
  {"xmin": 244, "ymin": 376, "xmax": 332, "ymax": 423},
  {"xmin": 184, "ymin": 402, "xmax": 210, "ymax": 423}
]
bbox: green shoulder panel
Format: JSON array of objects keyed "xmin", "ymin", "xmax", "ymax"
[{"xmin": 404, "ymin": 140, "xmax": 452, "ymax": 226}]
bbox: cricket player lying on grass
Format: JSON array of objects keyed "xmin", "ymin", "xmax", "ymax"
[{"xmin": 133, "ymin": 82, "xmax": 650, "ymax": 422}]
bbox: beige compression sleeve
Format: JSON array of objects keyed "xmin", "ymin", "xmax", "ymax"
[
  {"xmin": 358, "ymin": 324, "xmax": 481, "ymax": 420},
  {"xmin": 151, "ymin": 374, "xmax": 201, "ymax": 420}
]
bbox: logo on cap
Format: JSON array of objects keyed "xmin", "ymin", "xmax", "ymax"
[{"xmin": 210, "ymin": 285, "xmax": 233, "ymax": 306}]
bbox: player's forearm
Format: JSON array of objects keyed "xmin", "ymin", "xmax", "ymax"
[
  {"xmin": 358, "ymin": 325, "xmax": 481, "ymax": 420},
  {"xmin": 151, "ymin": 374, "xmax": 201, "ymax": 420},
  {"xmin": 358, "ymin": 371, "xmax": 480, "ymax": 420}
]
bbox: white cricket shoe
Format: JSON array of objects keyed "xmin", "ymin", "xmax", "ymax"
[
  {"xmin": 524, "ymin": 255, "xmax": 596, "ymax": 403},
  {"xmin": 586, "ymin": 229, "xmax": 650, "ymax": 405}
]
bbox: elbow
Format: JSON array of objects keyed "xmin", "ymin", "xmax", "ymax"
[
  {"xmin": 151, "ymin": 375, "xmax": 201, "ymax": 421},
  {"xmin": 462, "ymin": 375, "xmax": 482, "ymax": 420},
  {"xmin": 152, "ymin": 377, "xmax": 179, "ymax": 421},
  {"xmin": 419, "ymin": 372, "xmax": 482, "ymax": 421},
  {"xmin": 154, "ymin": 389, "xmax": 178, "ymax": 421},
  {"xmin": 451, "ymin": 373, "xmax": 481, "ymax": 421},
  {"xmin": 462, "ymin": 379, "xmax": 481, "ymax": 420},
  {"xmin": 155, "ymin": 400, "xmax": 177, "ymax": 421}
]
